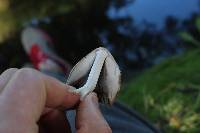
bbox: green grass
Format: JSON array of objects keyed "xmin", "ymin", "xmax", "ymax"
[{"xmin": 119, "ymin": 50, "xmax": 200, "ymax": 133}]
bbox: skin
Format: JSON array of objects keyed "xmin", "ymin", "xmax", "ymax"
[{"xmin": 0, "ymin": 68, "xmax": 112, "ymax": 133}]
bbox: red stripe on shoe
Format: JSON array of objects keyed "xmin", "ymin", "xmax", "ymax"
[{"xmin": 30, "ymin": 44, "xmax": 48, "ymax": 69}]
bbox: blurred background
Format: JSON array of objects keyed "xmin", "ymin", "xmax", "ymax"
[{"xmin": 1, "ymin": 0, "xmax": 200, "ymax": 132}]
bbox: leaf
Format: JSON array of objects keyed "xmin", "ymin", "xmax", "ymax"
[
  {"xmin": 196, "ymin": 17, "xmax": 200, "ymax": 33},
  {"xmin": 179, "ymin": 32, "xmax": 200, "ymax": 47}
]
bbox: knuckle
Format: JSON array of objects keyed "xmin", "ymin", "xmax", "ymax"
[
  {"xmin": 2, "ymin": 68, "xmax": 18, "ymax": 74},
  {"xmin": 17, "ymin": 68, "xmax": 39, "ymax": 79},
  {"xmin": 6, "ymin": 68, "xmax": 19, "ymax": 72}
]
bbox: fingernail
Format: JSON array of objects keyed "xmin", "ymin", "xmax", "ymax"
[
  {"xmin": 67, "ymin": 85, "xmax": 77, "ymax": 92},
  {"xmin": 89, "ymin": 93, "xmax": 98, "ymax": 105}
]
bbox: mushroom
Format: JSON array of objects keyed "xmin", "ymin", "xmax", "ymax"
[{"xmin": 66, "ymin": 47, "xmax": 121, "ymax": 105}]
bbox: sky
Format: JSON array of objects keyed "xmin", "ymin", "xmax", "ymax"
[{"xmin": 108, "ymin": 0, "xmax": 200, "ymax": 29}]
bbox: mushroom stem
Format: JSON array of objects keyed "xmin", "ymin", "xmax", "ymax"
[{"xmin": 75, "ymin": 49, "xmax": 108, "ymax": 99}]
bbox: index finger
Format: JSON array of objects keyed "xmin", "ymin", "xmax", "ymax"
[{"xmin": 0, "ymin": 68, "xmax": 80, "ymax": 122}]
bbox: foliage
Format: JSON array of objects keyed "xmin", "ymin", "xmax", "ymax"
[
  {"xmin": 0, "ymin": 0, "xmax": 134, "ymax": 42},
  {"xmin": 179, "ymin": 32, "xmax": 200, "ymax": 47},
  {"xmin": 0, "ymin": 0, "xmax": 74, "ymax": 42},
  {"xmin": 179, "ymin": 17, "xmax": 200, "ymax": 48},
  {"xmin": 119, "ymin": 49, "xmax": 200, "ymax": 132}
]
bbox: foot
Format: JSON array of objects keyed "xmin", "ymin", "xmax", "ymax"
[{"xmin": 21, "ymin": 27, "xmax": 71, "ymax": 74}]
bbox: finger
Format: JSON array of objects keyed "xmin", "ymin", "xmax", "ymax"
[
  {"xmin": 41, "ymin": 73, "xmax": 80, "ymax": 109},
  {"xmin": 0, "ymin": 68, "xmax": 18, "ymax": 93},
  {"xmin": 0, "ymin": 68, "xmax": 80, "ymax": 122},
  {"xmin": 76, "ymin": 93, "xmax": 111, "ymax": 133},
  {"xmin": 39, "ymin": 109, "xmax": 71, "ymax": 133}
]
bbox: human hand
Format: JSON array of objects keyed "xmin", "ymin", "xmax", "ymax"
[{"xmin": 0, "ymin": 68, "xmax": 111, "ymax": 133}]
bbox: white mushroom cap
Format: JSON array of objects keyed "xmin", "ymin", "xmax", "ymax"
[{"xmin": 67, "ymin": 47, "xmax": 121, "ymax": 105}]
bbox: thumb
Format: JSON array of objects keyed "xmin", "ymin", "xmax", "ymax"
[{"xmin": 75, "ymin": 93, "xmax": 112, "ymax": 133}]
